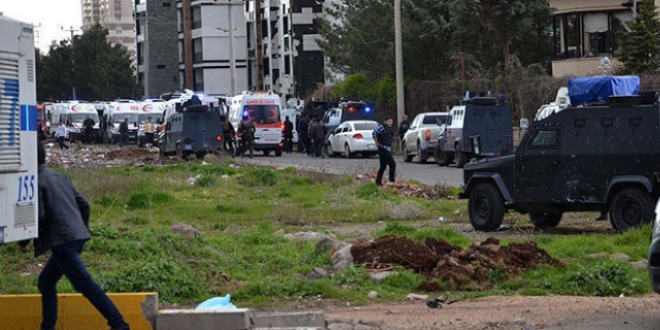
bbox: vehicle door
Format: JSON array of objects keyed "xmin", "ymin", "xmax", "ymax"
[
  {"xmin": 406, "ymin": 116, "xmax": 421, "ymax": 151},
  {"xmin": 328, "ymin": 124, "xmax": 344, "ymax": 152},
  {"xmin": 515, "ymin": 126, "xmax": 562, "ymax": 202}
]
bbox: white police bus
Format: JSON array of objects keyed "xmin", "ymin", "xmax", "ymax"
[{"xmin": 0, "ymin": 13, "xmax": 38, "ymax": 244}]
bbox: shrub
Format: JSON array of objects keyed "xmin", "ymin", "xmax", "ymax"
[
  {"xmin": 127, "ymin": 192, "xmax": 151, "ymax": 210},
  {"xmin": 356, "ymin": 183, "xmax": 387, "ymax": 199},
  {"xmin": 195, "ymin": 175, "xmax": 217, "ymax": 188}
]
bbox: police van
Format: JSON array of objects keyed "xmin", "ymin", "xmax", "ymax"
[
  {"xmin": 229, "ymin": 91, "xmax": 284, "ymax": 156},
  {"xmin": 0, "ymin": 13, "xmax": 38, "ymax": 244}
]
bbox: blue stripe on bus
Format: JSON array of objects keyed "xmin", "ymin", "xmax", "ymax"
[
  {"xmin": 20, "ymin": 105, "xmax": 37, "ymax": 131},
  {"xmin": 2, "ymin": 79, "xmax": 20, "ymax": 146}
]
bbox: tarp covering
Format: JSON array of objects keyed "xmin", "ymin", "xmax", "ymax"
[{"xmin": 568, "ymin": 75, "xmax": 640, "ymax": 105}]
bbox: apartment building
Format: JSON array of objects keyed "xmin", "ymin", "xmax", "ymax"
[
  {"xmin": 81, "ymin": 0, "xmax": 137, "ymax": 63},
  {"xmin": 550, "ymin": 0, "xmax": 660, "ymax": 77},
  {"xmin": 176, "ymin": 0, "xmax": 249, "ymax": 95},
  {"xmin": 245, "ymin": 0, "xmax": 339, "ymax": 99},
  {"xmin": 135, "ymin": 0, "xmax": 180, "ymax": 97}
]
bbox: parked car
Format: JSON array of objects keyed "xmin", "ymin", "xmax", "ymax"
[
  {"xmin": 460, "ymin": 77, "xmax": 656, "ymax": 232},
  {"xmin": 401, "ymin": 112, "xmax": 448, "ymax": 163},
  {"xmin": 325, "ymin": 120, "xmax": 379, "ymax": 158},
  {"xmin": 436, "ymin": 98, "xmax": 513, "ymax": 168}
]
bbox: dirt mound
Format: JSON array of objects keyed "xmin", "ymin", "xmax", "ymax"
[
  {"xmin": 351, "ymin": 236, "xmax": 562, "ymax": 291},
  {"xmin": 104, "ymin": 148, "xmax": 159, "ymax": 161},
  {"xmin": 355, "ymin": 173, "xmax": 451, "ymax": 200}
]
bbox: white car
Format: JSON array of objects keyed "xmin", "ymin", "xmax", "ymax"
[{"xmin": 326, "ymin": 120, "xmax": 379, "ymax": 158}]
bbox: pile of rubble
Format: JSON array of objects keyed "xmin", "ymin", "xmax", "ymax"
[
  {"xmin": 351, "ymin": 236, "xmax": 562, "ymax": 290},
  {"xmin": 45, "ymin": 144, "xmax": 161, "ymax": 167},
  {"xmin": 355, "ymin": 173, "xmax": 451, "ymax": 200}
]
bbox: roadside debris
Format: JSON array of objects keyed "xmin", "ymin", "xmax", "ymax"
[
  {"xmin": 355, "ymin": 173, "xmax": 451, "ymax": 200},
  {"xmin": 351, "ymin": 236, "xmax": 562, "ymax": 290},
  {"xmin": 46, "ymin": 144, "xmax": 161, "ymax": 167}
]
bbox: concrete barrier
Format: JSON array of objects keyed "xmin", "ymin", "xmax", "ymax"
[
  {"xmin": 252, "ymin": 311, "xmax": 326, "ymax": 329},
  {"xmin": 0, "ymin": 293, "xmax": 158, "ymax": 330},
  {"xmin": 157, "ymin": 308, "xmax": 251, "ymax": 330}
]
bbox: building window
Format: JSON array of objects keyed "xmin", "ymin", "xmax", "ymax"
[
  {"xmin": 192, "ymin": 6, "xmax": 202, "ymax": 30},
  {"xmin": 162, "ymin": 2, "xmax": 171, "ymax": 8},
  {"xmin": 193, "ymin": 38, "xmax": 203, "ymax": 63},
  {"xmin": 284, "ymin": 55, "xmax": 291, "ymax": 74},
  {"xmin": 157, "ymin": 64, "xmax": 166, "ymax": 69},
  {"xmin": 194, "ymin": 68, "xmax": 204, "ymax": 92}
]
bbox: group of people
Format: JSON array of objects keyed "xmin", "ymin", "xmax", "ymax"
[
  {"xmin": 219, "ymin": 115, "xmax": 257, "ymax": 158},
  {"xmin": 294, "ymin": 113, "xmax": 327, "ymax": 158}
]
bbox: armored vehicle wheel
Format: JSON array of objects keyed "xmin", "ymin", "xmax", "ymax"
[
  {"xmin": 196, "ymin": 152, "xmax": 206, "ymax": 160},
  {"xmin": 402, "ymin": 145, "xmax": 414, "ymax": 162},
  {"xmin": 609, "ymin": 188, "xmax": 655, "ymax": 231},
  {"xmin": 326, "ymin": 144, "xmax": 336, "ymax": 158},
  {"xmin": 434, "ymin": 146, "xmax": 452, "ymax": 166},
  {"xmin": 263, "ymin": 150, "xmax": 271, "ymax": 156},
  {"xmin": 417, "ymin": 143, "xmax": 428, "ymax": 164},
  {"xmin": 275, "ymin": 149, "xmax": 282, "ymax": 157},
  {"xmin": 176, "ymin": 144, "xmax": 189, "ymax": 161},
  {"xmin": 456, "ymin": 147, "xmax": 469, "ymax": 168},
  {"xmin": 529, "ymin": 212, "xmax": 563, "ymax": 228},
  {"xmin": 468, "ymin": 183, "xmax": 505, "ymax": 232}
]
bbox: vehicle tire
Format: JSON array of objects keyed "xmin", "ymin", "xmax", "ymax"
[
  {"xmin": 529, "ymin": 212, "xmax": 563, "ymax": 228},
  {"xmin": 159, "ymin": 147, "xmax": 165, "ymax": 160},
  {"xmin": 417, "ymin": 143, "xmax": 428, "ymax": 164},
  {"xmin": 468, "ymin": 183, "xmax": 505, "ymax": 232},
  {"xmin": 402, "ymin": 144, "xmax": 413, "ymax": 163},
  {"xmin": 609, "ymin": 188, "xmax": 655, "ymax": 231},
  {"xmin": 434, "ymin": 145, "xmax": 452, "ymax": 166},
  {"xmin": 455, "ymin": 146, "xmax": 469, "ymax": 168},
  {"xmin": 275, "ymin": 148, "xmax": 282, "ymax": 157},
  {"xmin": 326, "ymin": 143, "xmax": 336, "ymax": 158},
  {"xmin": 196, "ymin": 152, "xmax": 206, "ymax": 160},
  {"xmin": 344, "ymin": 144, "xmax": 354, "ymax": 158},
  {"xmin": 264, "ymin": 149, "xmax": 271, "ymax": 156},
  {"xmin": 176, "ymin": 144, "xmax": 189, "ymax": 161}
]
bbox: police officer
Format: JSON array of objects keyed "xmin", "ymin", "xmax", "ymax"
[
  {"xmin": 373, "ymin": 116, "xmax": 396, "ymax": 186},
  {"xmin": 237, "ymin": 115, "xmax": 256, "ymax": 158}
]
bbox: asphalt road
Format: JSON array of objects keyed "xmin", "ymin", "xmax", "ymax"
[{"xmin": 242, "ymin": 151, "xmax": 464, "ymax": 187}]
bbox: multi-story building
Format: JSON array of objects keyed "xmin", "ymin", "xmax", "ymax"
[
  {"xmin": 550, "ymin": 0, "xmax": 660, "ymax": 77},
  {"xmin": 245, "ymin": 0, "xmax": 339, "ymax": 99},
  {"xmin": 176, "ymin": 0, "xmax": 249, "ymax": 95},
  {"xmin": 81, "ymin": 0, "xmax": 136, "ymax": 64},
  {"xmin": 135, "ymin": 0, "xmax": 180, "ymax": 98}
]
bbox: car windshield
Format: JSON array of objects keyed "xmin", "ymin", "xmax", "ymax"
[
  {"xmin": 422, "ymin": 115, "xmax": 448, "ymax": 125},
  {"xmin": 112, "ymin": 113, "xmax": 139, "ymax": 124},
  {"xmin": 353, "ymin": 123, "xmax": 378, "ymax": 131},
  {"xmin": 243, "ymin": 105, "xmax": 281, "ymax": 124},
  {"xmin": 70, "ymin": 113, "xmax": 100, "ymax": 123}
]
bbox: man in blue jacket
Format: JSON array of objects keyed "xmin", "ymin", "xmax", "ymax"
[{"xmin": 34, "ymin": 142, "xmax": 130, "ymax": 330}]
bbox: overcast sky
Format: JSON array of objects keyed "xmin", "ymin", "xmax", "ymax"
[{"xmin": 2, "ymin": 0, "xmax": 82, "ymax": 52}]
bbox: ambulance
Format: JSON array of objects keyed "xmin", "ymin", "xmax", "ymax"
[
  {"xmin": 137, "ymin": 98, "xmax": 167, "ymax": 146},
  {"xmin": 105, "ymin": 99, "xmax": 140, "ymax": 144},
  {"xmin": 229, "ymin": 91, "xmax": 284, "ymax": 156},
  {"xmin": 0, "ymin": 13, "xmax": 38, "ymax": 244},
  {"xmin": 65, "ymin": 102, "xmax": 101, "ymax": 142}
]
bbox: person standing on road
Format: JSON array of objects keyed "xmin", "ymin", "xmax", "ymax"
[
  {"xmin": 397, "ymin": 115, "xmax": 410, "ymax": 152},
  {"xmin": 297, "ymin": 113, "xmax": 310, "ymax": 155},
  {"xmin": 283, "ymin": 116, "xmax": 294, "ymax": 153},
  {"xmin": 119, "ymin": 118, "xmax": 129, "ymax": 147},
  {"xmin": 83, "ymin": 115, "xmax": 96, "ymax": 144},
  {"xmin": 142, "ymin": 116, "xmax": 156, "ymax": 148},
  {"xmin": 33, "ymin": 142, "xmax": 131, "ymax": 330},
  {"xmin": 310, "ymin": 117, "xmax": 326, "ymax": 158},
  {"xmin": 373, "ymin": 116, "xmax": 396, "ymax": 186},
  {"xmin": 237, "ymin": 116, "xmax": 256, "ymax": 158},
  {"xmin": 56, "ymin": 121, "xmax": 69, "ymax": 153},
  {"xmin": 308, "ymin": 116, "xmax": 319, "ymax": 157},
  {"xmin": 220, "ymin": 115, "xmax": 236, "ymax": 156}
]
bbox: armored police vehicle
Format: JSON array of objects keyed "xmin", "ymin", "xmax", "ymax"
[
  {"xmin": 436, "ymin": 97, "xmax": 513, "ymax": 168},
  {"xmin": 159, "ymin": 104, "xmax": 224, "ymax": 161},
  {"xmin": 461, "ymin": 76, "xmax": 658, "ymax": 232}
]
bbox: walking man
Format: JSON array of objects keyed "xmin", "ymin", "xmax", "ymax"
[
  {"xmin": 56, "ymin": 121, "xmax": 69, "ymax": 153},
  {"xmin": 83, "ymin": 115, "xmax": 96, "ymax": 144},
  {"xmin": 142, "ymin": 116, "xmax": 156, "ymax": 147},
  {"xmin": 237, "ymin": 116, "xmax": 256, "ymax": 158},
  {"xmin": 310, "ymin": 117, "xmax": 326, "ymax": 158},
  {"xmin": 220, "ymin": 115, "xmax": 236, "ymax": 156},
  {"xmin": 33, "ymin": 142, "xmax": 131, "ymax": 330},
  {"xmin": 297, "ymin": 113, "xmax": 310, "ymax": 155},
  {"xmin": 283, "ymin": 116, "xmax": 294, "ymax": 153},
  {"xmin": 373, "ymin": 116, "xmax": 396, "ymax": 186},
  {"xmin": 119, "ymin": 118, "xmax": 129, "ymax": 147}
]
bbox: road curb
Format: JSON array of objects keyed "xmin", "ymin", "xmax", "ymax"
[{"xmin": 251, "ymin": 311, "xmax": 326, "ymax": 329}]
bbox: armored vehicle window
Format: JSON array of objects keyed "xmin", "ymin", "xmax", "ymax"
[{"xmin": 530, "ymin": 130, "xmax": 559, "ymax": 148}]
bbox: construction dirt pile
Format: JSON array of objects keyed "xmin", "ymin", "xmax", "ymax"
[
  {"xmin": 351, "ymin": 236, "xmax": 563, "ymax": 291},
  {"xmin": 46, "ymin": 144, "xmax": 161, "ymax": 167},
  {"xmin": 356, "ymin": 173, "xmax": 452, "ymax": 200}
]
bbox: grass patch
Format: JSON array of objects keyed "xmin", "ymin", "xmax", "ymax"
[
  {"xmin": 239, "ymin": 169, "xmax": 278, "ymax": 187},
  {"xmin": 356, "ymin": 183, "xmax": 388, "ymax": 199}
]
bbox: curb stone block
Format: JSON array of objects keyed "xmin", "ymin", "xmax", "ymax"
[
  {"xmin": 251, "ymin": 311, "xmax": 326, "ymax": 328},
  {"xmin": 157, "ymin": 308, "xmax": 251, "ymax": 330}
]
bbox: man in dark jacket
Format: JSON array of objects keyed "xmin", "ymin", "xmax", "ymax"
[
  {"xmin": 237, "ymin": 117, "xmax": 256, "ymax": 158},
  {"xmin": 310, "ymin": 116, "xmax": 326, "ymax": 158},
  {"xmin": 83, "ymin": 115, "xmax": 96, "ymax": 144},
  {"xmin": 119, "ymin": 118, "xmax": 129, "ymax": 147},
  {"xmin": 297, "ymin": 113, "xmax": 310, "ymax": 155},
  {"xmin": 283, "ymin": 116, "xmax": 294, "ymax": 153},
  {"xmin": 373, "ymin": 116, "xmax": 396, "ymax": 186},
  {"xmin": 34, "ymin": 142, "xmax": 130, "ymax": 330}
]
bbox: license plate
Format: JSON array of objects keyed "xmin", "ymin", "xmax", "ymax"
[
  {"xmin": 367, "ymin": 144, "xmax": 375, "ymax": 149},
  {"xmin": 184, "ymin": 144, "xmax": 193, "ymax": 150},
  {"xmin": 264, "ymin": 138, "xmax": 280, "ymax": 142}
]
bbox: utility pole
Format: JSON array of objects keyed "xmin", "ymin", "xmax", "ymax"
[
  {"xmin": 255, "ymin": 0, "xmax": 264, "ymax": 91},
  {"xmin": 228, "ymin": 0, "xmax": 237, "ymax": 96},
  {"xmin": 394, "ymin": 0, "xmax": 405, "ymax": 125},
  {"xmin": 62, "ymin": 26, "xmax": 81, "ymax": 99}
]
